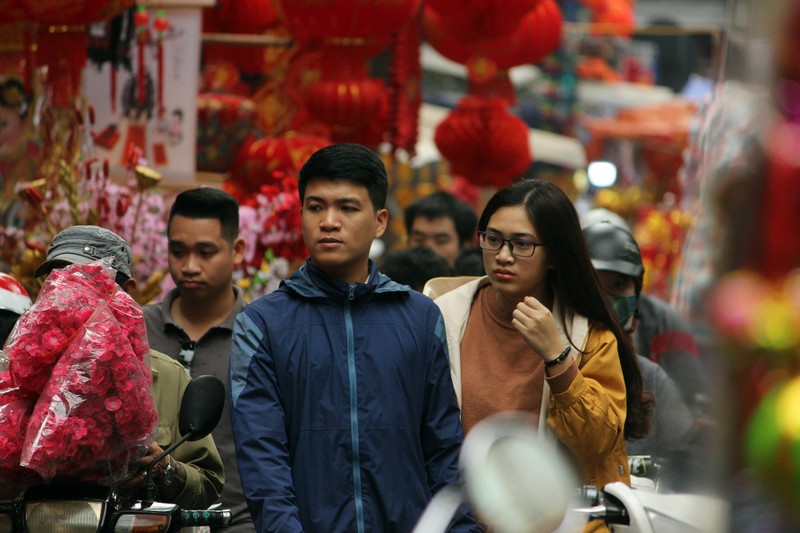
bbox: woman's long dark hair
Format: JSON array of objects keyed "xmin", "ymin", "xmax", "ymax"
[{"xmin": 478, "ymin": 178, "xmax": 653, "ymax": 440}]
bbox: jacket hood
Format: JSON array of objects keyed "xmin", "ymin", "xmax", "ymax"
[{"xmin": 281, "ymin": 258, "xmax": 410, "ymax": 300}]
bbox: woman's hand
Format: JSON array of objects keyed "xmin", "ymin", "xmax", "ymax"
[{"xmin": 512, "ymin": 296, "xmax": 566, "ymax": 362}]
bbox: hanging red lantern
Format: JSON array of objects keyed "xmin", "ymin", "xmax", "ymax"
[
  {"xmin": 36, "ymin": 27, "xmax": 89, "ymax": 109},
  {"xmin": 213, "ymin": 0, "xmax": 278, "ymax": 34},
  {"xmin": 274, "ymin": 0, "xmax": 419, "ymax": 142},
  {"xmin": 227, "ymin": 133, "xmax": 331, "ymax": 198},
  {"xmin": 274, "ymin": 0, "xmax": 421, "ymax": 53},
  {"xmin": 424, "ymin": 0, "xmax": 561, "ymax": 105},
  {"xmin": 304, "ymin": 77, "xmax": 387, "ymax": 141},
  {"xmin": 434, "ymin": 97, "xmax": 532, "ymax": 188},
  {"xmin": 0, "ymin": 1, "xmax": 27, "ymax": 23},
  {"xmin": 591, "ymin": 0, "xmax": 635, "ymax": 37},
  {"xmin": 18, "ymin": 0, "xmax": 134, "ymax": 24},
  {"xmin": 424, "ymin": 0, "xmax": 542, "ymax": 42},
  {"xmin": 423, "ymin": 0, "xmax": 562, "ymax": 71}
]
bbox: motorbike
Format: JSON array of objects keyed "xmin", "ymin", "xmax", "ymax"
[
  {"xmin": 0, "ymin": 375, "xmax": 231, "ymax": 533},
  {"xmin": 413, "ymin": 412, "xmax": 729, "ymax": 533}
]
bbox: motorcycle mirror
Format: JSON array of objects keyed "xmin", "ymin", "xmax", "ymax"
[
  {"xmin": 179, "ymin": 375, "xmax": 225, "ymax": 441},
  {"xmin": 460, "ymin": 413, "xmax": 578, "ymax": 533}
]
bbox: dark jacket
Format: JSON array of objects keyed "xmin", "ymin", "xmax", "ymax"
[{"xmin": 229, "ymin": 260, "xmax": 474, "ymax": 533}]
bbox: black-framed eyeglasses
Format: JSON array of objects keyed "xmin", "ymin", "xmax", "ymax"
[{"xmin": 478, "ymin": 231, "xmax": 544, "ymax": 258}]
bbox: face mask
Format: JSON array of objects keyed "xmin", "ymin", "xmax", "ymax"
[{"xmin": 609, "ymin": 294, "xmax": 638, "ymax": 332}]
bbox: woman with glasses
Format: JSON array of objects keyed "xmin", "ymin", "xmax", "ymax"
[{"xmin": 425, "ymin": 178, "xmax": 652, "ymax": 491}]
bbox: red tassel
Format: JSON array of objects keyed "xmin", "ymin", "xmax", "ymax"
[
  {"xmin": 157, "ymin": 39, "xmax": 164, "ymax": 119},
  {"xmin": 137, "ymin": 35, "xmax": 145, "ymax": 109},
  {"xmin": 111, "ymin": 65, "xmax": 117, "ymax": 114}
]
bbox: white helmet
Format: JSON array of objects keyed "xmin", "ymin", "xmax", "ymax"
[{"xmin": 0, "ymin": 273, "xmax": 32, "ymax": 316}]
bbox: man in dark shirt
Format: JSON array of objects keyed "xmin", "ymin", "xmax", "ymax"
[{"xmin": 143, "ymin": 188, "xmax": 252, "ymax": 532}]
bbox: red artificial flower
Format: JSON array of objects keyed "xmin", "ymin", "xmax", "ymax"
[{"xmin": 0, "ymin": 262, "xmax": 158, "ymax": 485}]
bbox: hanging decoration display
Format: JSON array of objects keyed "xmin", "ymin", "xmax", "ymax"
[
  {"xmin": 273, "ymin": 0, "xmax": 421, "ymax": 144},
  {"xmin": 434, "ymin": 97, "xmax": 533, "ymax": 188},
  {"xmin": 387, "ymin": 11, "xmax": 423, "ymax": 155},
  {"xmin": 226, "ymin": 133, "xmax": 330, "ymax": 199},
  {"xmin": 425, "ymin": 0, "xmax": 563, "ymax": 187},
  {"xmin": 423, "ymin": 0, "xmax": 541, "ymax": 41},
  {"xmin": 82, "ymin": 4, "xmax": 204, "ymax": 183},
  {"xmin": 424, "ymin": 0, "xmax": 562, "ymax": 104}
]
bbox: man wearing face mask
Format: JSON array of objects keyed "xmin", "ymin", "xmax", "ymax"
[
  {"xmin": 583, "ymin": 220, "xmax": 703, "ymax": 482},
  {"xmin": 582, "ymin": 217, "xmax": 708, "ymax": 417}
]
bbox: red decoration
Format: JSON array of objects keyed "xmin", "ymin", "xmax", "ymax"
[
  {"xmin": 211, "ymin": 0, "xmax": 278, "ymax": 34},
  {"xmin": 425, "ymin": 0, "xmax": 542, "ymax": 41},
  {"xmin": 387, "ymin": 12, "xmax": 423, "ymax": 154},
  {"xmin": 153, "ymin": 10, "xmax": 168, "ymax": 119},
  {"xmin": 17, "ymin": 0, "xmax": 134, "ymax": 24},
  {"xmin": 590, "ymin": 0, "xmax": 635, "ymax": 37},
  {"xmin": 1, "ymin": 262, "xmax": 157, "ymax": 485},
  {"xmin": 434, "ymin": 97, "xmax": 532, "ymax": 187},
  {"xmin": 304, "ymin": 77, "xmax": 387, "ymax": 142},
  {"xmin": 753, "ymin": 125, "xmax": 800, "ymax": 279},
  {"xmin": 275, "ymin": 0, "xmax": 420, "ymax": 52},
  {"xmin": 423, "ymin": 0, "xmax": 562, "ymax": 72},
  {"xmin": 274, "ymin": 0, "xmax": 419, "ymax": 142},
  {"xmin": 36, "ymin": 28, "xmax": 89, "ymax": 109},
  {"xmin": 227, "ymin": 133, "xmax": 331, "ymax": 198}
]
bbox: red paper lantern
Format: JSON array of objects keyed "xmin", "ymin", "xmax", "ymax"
[
  {"xmin": 425, "ymin": 0, "xmax": 542, "ymax": 41},
  {"xmin": 274, "ymin": 0, "xmax": 419, "ymax": 142},
  {"xmin": 434, "ymin": 97, "xmax": 532, "ymax": 187},
  {"xmin": 424, "ymin": 0, "xmax": 562, "ymax": 71},
  {"xmin": 36, "ymin": 28, "xmax": 89, "ymax": 108},
  {"xmin": 0, "ymin": 1, "xmax": 27, "ymax": 22},
  {"xmin": 274, "ymin": 0, "xmax": 421, "ymax": 53},
  {"xmin": 304, "ymin": 77, "xmax": 387, "ymax": 140},
  {"xmin": 591, "ymin": 0, "xmax": 635, "ymax": 37},
  {"xmin": 228, "ymin": 133, "xmax": 331, "ymax": 197},
  {"xmin": 210, "ymin": 0, "xmax": 278, "ymax": 34},
  {"xmin": 18, "ymin": 0, "xmax": 134, "ymax": 24}
]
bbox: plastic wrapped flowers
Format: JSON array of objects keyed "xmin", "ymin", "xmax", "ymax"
[{"xmin": 0, "ymin": 260, "xmax": 158, "ymax": 487}]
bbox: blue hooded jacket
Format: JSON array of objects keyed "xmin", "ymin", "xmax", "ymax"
[{"xmin": 229, "ymin": 259, "xmax": 475, "ymax": 532}]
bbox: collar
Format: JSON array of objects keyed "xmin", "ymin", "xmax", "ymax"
[{"xmin": 159, "ymin": 285, "xmax": 245, "ymax": 332}]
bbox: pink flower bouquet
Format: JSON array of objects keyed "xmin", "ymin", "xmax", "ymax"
[{"xmin": 0, "ymin": 261, "xmax": 158, "ymax": 485}]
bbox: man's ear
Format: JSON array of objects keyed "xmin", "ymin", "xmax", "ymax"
[
  {"xmin": 122, "ymin": 277, "xmax": 137, "ymax": 297},
  {"xmin": 232, "ymin": 236, "xmax": 246, "ymax": 267},
  {"xmin": 375, "ymin": 208, "xmax": 389, "ymax": 239}
]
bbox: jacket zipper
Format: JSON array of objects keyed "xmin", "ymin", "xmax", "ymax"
[{"xmin": 346, "ymin": 284, "xmax": 365, "ymax": 533}]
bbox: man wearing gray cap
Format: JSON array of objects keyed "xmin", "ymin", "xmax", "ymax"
[{"xmin": 35, "ymin": 225, "xmax": 224, "ymax": 509}]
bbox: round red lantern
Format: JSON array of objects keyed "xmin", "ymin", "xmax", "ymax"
[
  {"xmin": 274, "ymin": 0, "xmax": 419, "ymax": 142},
  {"xmin": 212, "ymin": 0, "xmax": 278, "ymax": 34},
  {"xmin": 424, "ymin": 0, "xmax": 562, "ymax": 71},
  {"xmin": 434, "ymin": 97, "xmax": 532, "ymax": 187},
  {"xmin": 425, "ymin": 0, "xmax": 542, "ymax": 41},
  {"xmin": 228, "ymin": 133, "xmax": 331, "ymax": 198},
  {"xmin": 0, "ymin": 1, "xmax": 27, "ymax": 22},
  {"xmin": 591, "ymin": 0, "xmax": 635, "ymax": 37},
  {"xmin": 304, "ymin": 77, "xmax": 387, "ymax": 140},
  {"xmin": 274, "ymin": 0, "xmax": 420, "ymax": 53},
  {"xmin": 18, "ymin": 0, "xmax": 134, "ymax": 24}
]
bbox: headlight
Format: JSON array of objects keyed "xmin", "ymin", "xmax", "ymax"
[
  {"xmin": 25, "ymin": 500, "xmax": 105, "ymax": 533},
  {"xmin": 113, "ymin": 513, "xmax": 171, "ymax": 532}
]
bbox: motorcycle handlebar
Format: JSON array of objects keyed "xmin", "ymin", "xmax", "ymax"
[{"xmin": 180, "ymin": 509, "xmax": 231, "ymax": 527}]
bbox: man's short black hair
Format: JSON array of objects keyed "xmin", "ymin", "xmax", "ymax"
[
  {"xmin": 379, "ymin": 246, "xmax": 455, "ymax": 292},
  {"xmin": 404, "ymin": 191, "xmax": 477, "ymax": 248},
  {"xmin": 298, "ymin": 143, "xmax": 388, "ymax": 210},
  {"xmin": 168, "ymin": 187, "xmax": 240, "ymax": 243}
]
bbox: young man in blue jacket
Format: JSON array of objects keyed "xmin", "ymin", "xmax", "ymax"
[{"xmin": 229, "ymin": 143, "xmax": 477, "ymax": 533}]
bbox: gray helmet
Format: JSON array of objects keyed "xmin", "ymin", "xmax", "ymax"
[{"xmin": 582, "ymin": 221, "xmax": 644, "ymax": 294}]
